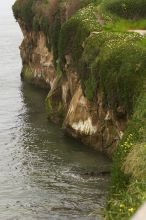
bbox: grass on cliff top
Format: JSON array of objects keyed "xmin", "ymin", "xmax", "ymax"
[
  {"xmin": 97, "ymin": 3, "xmax": 146, "ymax": 216},
  {"xmin": 59, "ymin": 4, "xmax": 102, "ymax": 67},
  {"xmin": 99, "ymin": 0, "xmax": 146, "ymax": 32},
  {"xmin": 79, "ymin": 31, "xmax": 146, "ymax": 108},
  {"xmin": 101, "ymin": 0, "xmax": 146, "ymax": 19}
]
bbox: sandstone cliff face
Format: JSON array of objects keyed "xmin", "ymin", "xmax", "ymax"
[
  {"xmin": 19, "ymin": 20, "xmax": 56, "ymax": 89},
  {"xmin": 19, "ymin": 21, "xmax": 126, "ymax": 156}
]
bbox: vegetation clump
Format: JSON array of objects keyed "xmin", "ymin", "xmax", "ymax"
[
  {"xmin": 59, "ymin": 4, "xmax": 102, "ymax": 67},
  {"xmin": 79, "ymin": 31, "xmax": 146, "ymax": 108},
  {"xmin": 106, "ymin": 90, "xmax": 146, "ymax": 220},
  {"xmin": 102, "ymin": 0, "xmax": 146, "ymax": 19}
]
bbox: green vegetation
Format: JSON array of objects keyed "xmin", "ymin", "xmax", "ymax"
[
  {"xmin": 59, "ymin": 4, "xmax": 102, "ymax": 67},
  {"xmin": 103, "ymin": 18, "xmax": 146, "ymax": 32},
  {"xmin": 12, "ymin": 0, "xmax": 100, "ymax": 64},
  {"xmin": 13, "ymin": 0, "xmax": 146, "ymax": 219},
  {"xmin": 21, "ymin": 65, "xmax": 34, "ymax": 81},
  {"xmin": 12, "ymin": 0, "xmax": 34, "ymax": 29},
  {"xmin": 106, "ymin": 90, "xmax": 146, "ymax": 220},
  {"xmin": 99, "ymin": 0, "xmax": 146, "ymax": 32},
  {"xmin": 46, "ymin": 94, "xmax": 64, "ymax": 122},
  {"xmin": 102, "ymin": 0, "xmax": 146, "ymax": 19},
  {"xmin": 99, "ymin": 34, "xmax": 146, "ymax": 113},
  {"xmin": 80, "ymin": 32, "xmax": 146, "ymax": 106}
]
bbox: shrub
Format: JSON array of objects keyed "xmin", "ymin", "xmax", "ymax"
[
  {"xmin": 102, "ymin": 0, "xmax": 146, "ymax": 19},
  {"xmin": 106, "ymin": 91, "xmax": 146, "ymax": 220},
  {"xmin": 99, "ymin": 34, "xmax": 146, "ymax": 113},
  {"xmin": 13, "ymin": 0, "xmax": 35, "ymax": 29},
  {"xmin": 59, "ymin": 4, "xmax": 102, "ymax": 68},
  {"xmin": 79, "ymin": 31, "xmax": 146, "ymax": 106},
  {"xmin": 123, "ymin": 143, "xmax": 146, "ymax": 180}
]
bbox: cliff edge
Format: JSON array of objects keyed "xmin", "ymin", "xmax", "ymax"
[{"xmin": 13, "ymin": 0, "xmax": 146, "ymax": 219}]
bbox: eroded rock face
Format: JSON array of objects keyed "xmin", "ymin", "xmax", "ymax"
[
  {"xmin": 18, "ymin": 21, "xmax": 127, "ymax": 157},
  {"xmin": 19, "ymin": 20, "xmax": 56, "ymax": 89},
  {"xmin": 63, "ymin": 80, "xmax": 126, "ymax": 155}
]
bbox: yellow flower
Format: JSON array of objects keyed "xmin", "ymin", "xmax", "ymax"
[
  {"xmin": 120, "ymin": 204, "xmax": 125, "ymax": 208},
  {"xmin": 128, "ymin": 208, "xmax": 135, "ymax": 213}
]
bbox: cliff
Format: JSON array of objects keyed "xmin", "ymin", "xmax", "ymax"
[{"xmin": 13, "ymin": 0, "xmax": 146, "ymax": 219}]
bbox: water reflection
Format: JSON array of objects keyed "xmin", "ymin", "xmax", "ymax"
[{"xmin": 13, "ymin": 83, "xmax": 110, "ymax": 219}]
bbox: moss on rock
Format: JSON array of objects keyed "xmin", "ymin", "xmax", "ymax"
[
  {"xmin": 46, "ymin": 94, "xmax": 64, "ymax": 123},
  {"xmin": 59, "ymin": 4, "xmax": 102, "ymax": 67},
  {"xmin": 21, "ymin": 65, "xmax": 34, "ymax": 82},
  {"xmin": 79, "ymin": 31, "xmax": 146, "ymax": 110}
]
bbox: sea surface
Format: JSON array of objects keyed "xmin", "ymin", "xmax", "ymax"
[{"xmin": 0, "ymin": 1, "xmax": 110, "ymax": 219}]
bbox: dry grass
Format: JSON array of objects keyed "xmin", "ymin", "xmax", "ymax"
[{"xmin": 122, "ymin": 143, "xmax": 146, "ymax": 180}]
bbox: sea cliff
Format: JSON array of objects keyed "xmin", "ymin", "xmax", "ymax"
[{"xmin": 13, "ymin": 0, "xmax": 146, "ymax": 219}]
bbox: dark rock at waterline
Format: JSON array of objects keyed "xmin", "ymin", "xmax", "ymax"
[
  {"xmin": 83, "ymin": 170, "xmax": 111, "ymax": 177},
  {"xmin": 70, "ymin": 167, "xmax": 111, "ymax": 178}
]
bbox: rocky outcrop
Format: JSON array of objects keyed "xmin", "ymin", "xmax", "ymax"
[
  {"xmin": 18, "ymin": 21, "xmax": 126, "ymax": 156},
  {"xmin": 19, "ymin": 20, "xmax": 56, "ymax": 89},
  {"xmin": 13, "ymin": 1, "xmax": 146, "ymax": 219},
  {"xmin": 13, "ymin": 0, "xmax": 146, "ymax": 158}
]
